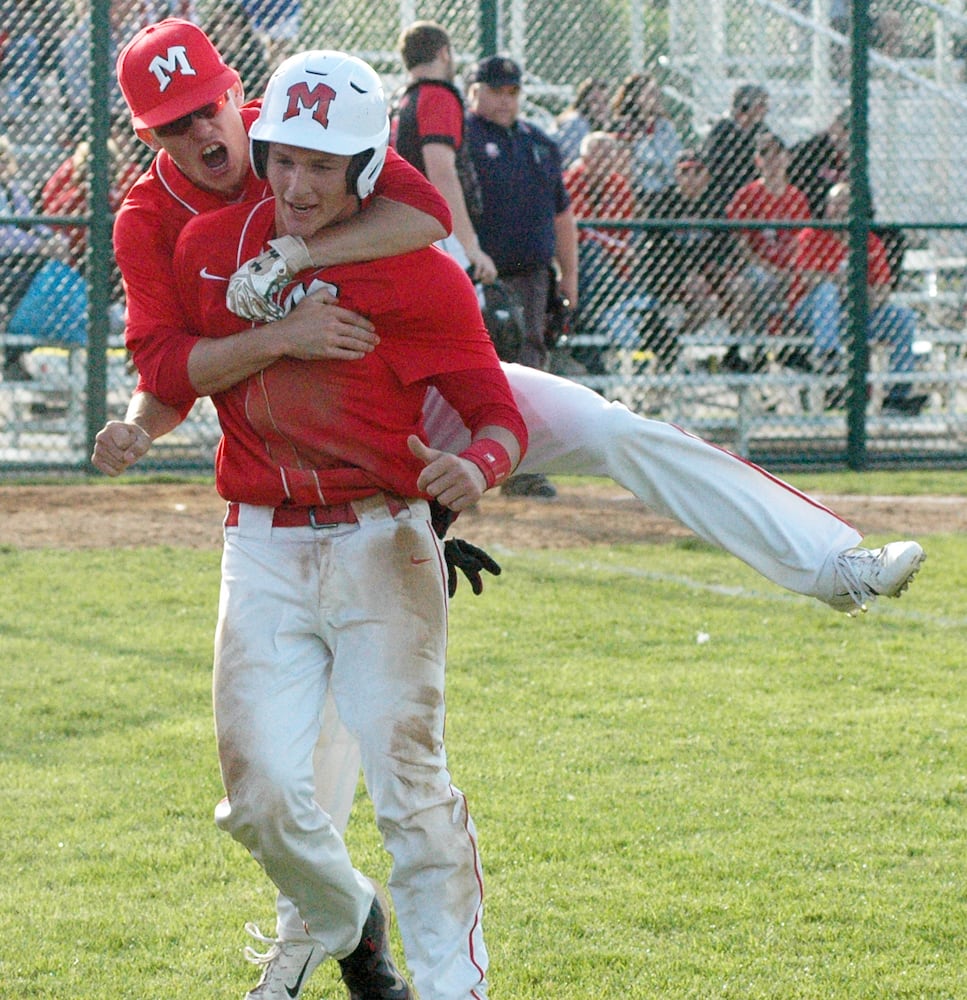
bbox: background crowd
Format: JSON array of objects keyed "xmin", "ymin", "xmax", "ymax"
[{"xmin": 0, "ymin": 0, "xmax": 929, "ymax": 420}]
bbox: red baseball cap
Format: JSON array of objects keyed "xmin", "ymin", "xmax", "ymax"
[{"xmin": 116, "ymin": 18, "xmax": 240, "ymax": 129}]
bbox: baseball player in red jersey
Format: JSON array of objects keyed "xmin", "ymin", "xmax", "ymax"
[
  {"xmin": 168, "ymin": 50, "xmax": 525, "ymax": 1000},
  {"xmin": 111, "ymin": 17, "xmax": 452, "ymax": 440}
]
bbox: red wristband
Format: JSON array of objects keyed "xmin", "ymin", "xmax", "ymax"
[{"xmin": 459, "ymin": 438, "xmax": 513, "ymax": 489}]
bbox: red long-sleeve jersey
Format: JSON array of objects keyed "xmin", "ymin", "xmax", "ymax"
[{"xmin": 170, "ymin": 197, "xmax": 526, "ymax": 506}]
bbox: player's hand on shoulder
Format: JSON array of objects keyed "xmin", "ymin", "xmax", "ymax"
[
  {"xmin": 281, "ymin": 289, "xmax": 379, "ymax": 361},
  {"xmin": 91, "ymin": 420, "xmax": 152, "ymax": 476},
  {"xmin": 409, "ymin": 435, "xmax": 486, "ymax": 511},
  {"xmin": 227, "ymin": 235, "xmax": 315, "ymax": 323}
]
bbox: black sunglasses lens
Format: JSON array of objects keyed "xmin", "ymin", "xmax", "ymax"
[
  {"xmin": 155, "ymin": 97, "xmax": 224, "ymax": 137},
  {"xmin": 156, "ymin": 113, "xmax": 193, "ymax": 137}
]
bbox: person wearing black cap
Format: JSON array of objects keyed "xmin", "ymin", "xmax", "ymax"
[
  {"xmin": 641, "ymin": 147, "xmax": 744, "ymax": 336},
  {"xmin": 465, "ymin": 53, "xmax": 578, "ymax": 498},
  {"xmin": 700, "ymin": 82, "xmax": 770, "ymax": 206}
]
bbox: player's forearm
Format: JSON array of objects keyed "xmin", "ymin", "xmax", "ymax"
[
  {"xmin": 125, "ymin": 390, "xmax": 185, "ymax": 440},
  {"xmin": 302, "ymin": 197, "xmax": 446, "ymax": 266},
  {"xmin": 186, "ymin": 322, "xmax": 291, "ymax": 396},
  {"xmin": 554, "ymin": 210, "xmax": 580, "ymax": 302},
  {"xmin": 426, "ymin": 165, "xmax": 479, "ymax": 256}
]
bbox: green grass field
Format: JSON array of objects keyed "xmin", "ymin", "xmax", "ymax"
[{"xmin": 1, "ymin": 473, "xmax": 965, "ymax": 998}]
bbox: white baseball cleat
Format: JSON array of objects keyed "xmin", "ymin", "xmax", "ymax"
[
  {"xmin": 243, "ymin": 924, "xmax": 324, "ymax": 1000},
  {"xmin": 830, "ymin": 540, "xmax": 926, "ymax": 615}
]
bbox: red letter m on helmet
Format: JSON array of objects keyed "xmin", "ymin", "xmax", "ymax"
[{"xmin": 282, "ymin": 82, "xmax": 337, "ymax": 127}]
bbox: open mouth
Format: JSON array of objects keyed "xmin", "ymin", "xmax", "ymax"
[{"xmin": 201, "ymin": 143, "xmax": 229, "ymax": 170}]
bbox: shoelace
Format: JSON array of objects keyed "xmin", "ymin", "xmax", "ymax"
[
  {"xmin": 244, "ymin": 923, "xmax": 284, "ymax": 966},
  {"xmin": 833, "ymin": 548, "xmax": 875, "ymax": 615}
]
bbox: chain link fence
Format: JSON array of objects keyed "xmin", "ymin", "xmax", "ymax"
[{"xmin": 1, "ymin": 0, "xmax": 966, "ymax": 472}]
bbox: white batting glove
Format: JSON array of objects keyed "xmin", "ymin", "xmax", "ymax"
[{"xmin": 226, "ymin": 235, "xmax": 316, "ymax": 322}]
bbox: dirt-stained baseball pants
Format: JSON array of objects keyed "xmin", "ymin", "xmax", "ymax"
[{"xmin": 213, "ymin": 495, "xmax": 488, "ymax": 1000}]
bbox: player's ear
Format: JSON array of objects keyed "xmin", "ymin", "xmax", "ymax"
[
  {"xmin": 135, "ymin": 127, "xmax": 161, "ymax": 151},
  {"xmin": 229, "ymin": 81, "xmax": 245, "ymax": 107}
]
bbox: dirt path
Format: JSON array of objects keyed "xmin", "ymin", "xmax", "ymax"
[{"xmin": 0, "ymin": 481, "xmax": 962, "ymax": 551}]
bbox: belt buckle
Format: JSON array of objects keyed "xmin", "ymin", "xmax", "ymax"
[{"xmin": 308, "ymin": 506, "xmax": 342, "ymax": 529}]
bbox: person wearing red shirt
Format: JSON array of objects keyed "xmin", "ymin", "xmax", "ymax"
[
  {"xmin": 111, "ymin": 19, "xmax": 451, "ymax": 426},
  {"xmin": 561, "ymin": 130, "xmax": 667, "ymax": 361},
  {"xmin": 170, "ymin": 50, "xmax": 526, "ymax": 1000},
  {"xmin": 391, "ymin": 20, "xmax": 496, "ymax": 283},
  {"xmin": 563, "ymin": 130, "xmax": 637, "ymax": 270},
  {"xmin": 726, "ymin": 130, "xmax": 811, "ymax": 342},
  {"xmin": 790, "ymin": 182, "xmax": 927, "ymax": 415},
  {"xmin": 42, "ymin": 137, "xmax": 141, "ymax": 271}
]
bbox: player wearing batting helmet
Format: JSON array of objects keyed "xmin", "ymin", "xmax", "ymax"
[{"xmin": 169, "ymin": 49, "xmax": 526, "ymax": 1000}]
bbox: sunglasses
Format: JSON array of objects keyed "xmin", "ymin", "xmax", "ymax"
[{"xmin": 154, "ymin": 92, "xmax": 230, "ymax": 137}]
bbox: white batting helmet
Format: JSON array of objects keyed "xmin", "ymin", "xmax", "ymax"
[{"xmin": 249, "ymin": 50, "xmax": 390, "ymax": 199}]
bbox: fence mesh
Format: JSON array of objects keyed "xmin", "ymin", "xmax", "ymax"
[{"xmin": 1, "ymin": 0, "xmax": 966, "ymax": 470}]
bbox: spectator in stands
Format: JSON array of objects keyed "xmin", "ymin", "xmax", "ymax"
[
  {"xmin": 41, "ymin": 130, "xmax": 141, "ymax": 274},
  {"xmin": 552, "ymin": 76, "xmax": 610, "ymax": 169},
  {"xmin": 57, "ymin": 0, "xmax": 138, "ymax": 120},
  {"xmin": 701, "ymin": 82, "xmax": 770, "ymax": 207},
  {"xmin": 563, "ymin": 131, "xmax": 637, "ymax": 339},
  {"xmin": 609, "ymin": 71, "xmax": 681, "ymax": 207},
  {"xmin": 788, "ymin": 107, "xmax": 906, "ymax": 288},
  {"xmin": 565, "ymin": 130, "xmax": 680, "ymax": 370},
  {"xmin": 727, "ymin": 130, "xmax": 812, "ymax": 337},
  {"xmin": 643, "ymin": 147, "xmax": 743, "ymax": 336},
  {"xmin": 787, "ymin": 107, "xmax": 849, "ymax": 218},
  {"xmin": 241, "ymin": 0, "xmax": 300, "ymax": 64},
  {"xmin": 0, "ymin": 3, "xmax": 42, "ymax": 106},
  {"xmin": 1, "ymin": 0, "xmax": 68, "ymax": 77},
  {"xmin": 465, "ymin": 54, "xmax": 578, "ymax": 497},
  {"xmin": 563, "ymin": 131, "xmax": 637, "ymax": 283},
  {"xmin": 205, "ymin": 1, "xmax": 270, "ymax": 98},
  {"xmin": 789, "ymin": 182, "xmax": 928, "ymax": 415},
  {"xmin": 0, "ymin": 134, "xmax": 57, "ymax": 378}
]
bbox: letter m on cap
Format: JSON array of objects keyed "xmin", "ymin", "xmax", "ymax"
[
  {"xmin": 148, "ymin": 46, "xmax": 197, "ymax": 92},
  {"xmin": 283, "ymin": 82, "xmax": 336, "ymax": 127}
]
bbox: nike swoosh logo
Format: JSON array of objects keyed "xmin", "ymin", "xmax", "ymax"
[
  {"xmin": 199, "ymin": 267, "xmax": 229, "ymax": 281},
  {"xmin": 410, "ymin": 556, "xmax": 433, "ymax": 565},
  {"xmin": 285, "ymin": 950, "xmax": 315, "ymax": 998}
]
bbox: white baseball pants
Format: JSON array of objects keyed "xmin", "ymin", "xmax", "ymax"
[
  {"xmin": 214, "ymin": 495, "xmax": 488, "ymax": 1000},
  {"xmin": 424, "ymin": 363, "xmax": 862, "ymax": 601}
]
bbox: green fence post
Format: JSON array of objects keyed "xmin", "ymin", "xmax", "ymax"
[
  {"xmin": 479, "ymin": 0, "xmax": 499, "ymax": 57},
  {"xmin": 846, "ymin": 0, "xmax": 872, "ymax": 470},
  {"xmin": 84, "ymin": 0, "xmax": 112, "ymax": 470}
]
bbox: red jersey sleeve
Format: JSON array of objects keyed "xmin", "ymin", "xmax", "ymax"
[
  {"xmin": 114, "ymin": 182, "xmax": 200, "ymax": 407},
  {"xmin": 372, "ymin": 146, "xmax": 452, "ymax": 235},
  {"xmin": 431, "ymin": 366, "xmax": 529, "ymax": 452},
  {"xmin": 415, "ymin": 84, "xmax": 464, "ymax": 147}
]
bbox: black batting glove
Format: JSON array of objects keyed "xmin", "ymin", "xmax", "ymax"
[
  {"xmin": 444, "ymin": 538, "xmax": 501, "ymax": 597},
  {"xmin": 429, "ymin": 498, "xmax": 459, "ymax": 540}
]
